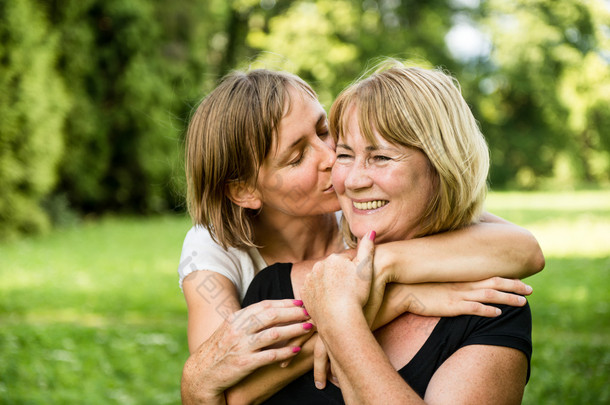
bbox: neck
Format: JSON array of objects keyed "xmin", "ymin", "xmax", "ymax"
[{"xmin": 253, "ymin": 212, "xmax": 343, "ymax": 265}]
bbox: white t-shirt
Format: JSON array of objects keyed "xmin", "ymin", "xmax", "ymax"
[
  {"xmin": 178, "ymin": 226, "xmax": 267, "ymax": 301},
  {"xmin": 178, "ymin": 212, "xmax": 343, "ymax": 301}
]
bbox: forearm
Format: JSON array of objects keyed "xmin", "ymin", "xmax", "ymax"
[
  {"xmin": 181, "ymin": 354, "xmax": 227, "ymax": 405},
  {"xmin": 318, "ymin": 306, "xmax": 422, "ymax": 404},
  {"xmin": 375, "ymin": 216, "xmax": 544, "ymax": 284},
  {"xmin": 225, "ymin": 337, "xmax": 316, "ymax": 405}
]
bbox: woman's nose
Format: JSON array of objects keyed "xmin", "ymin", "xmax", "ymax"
[
  {"xmin": 318, "ymin": 140, "xmax": 336, "ymax": 171},
  {"xmin": 344, "ymin": 161, "xmax": 373, "ymax": 190}
]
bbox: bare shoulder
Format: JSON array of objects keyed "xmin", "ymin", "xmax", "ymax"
[{"xmin": 425, "ymin": 344, "xmax": 528, "ymax": 404}]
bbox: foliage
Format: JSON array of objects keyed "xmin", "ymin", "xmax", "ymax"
[
  {"xmin": 475, "ymin": 0, "xmax": 610, "ymax": 187},
  {"xmin": 1, "ymin": 0, "xmax": 609, "ymax": 238},
  {"xmin": 0, "ymin": 191, "xmax": 609, "ymax": 403},
  {"xmin": 0, "ymin": 0, "xmax": 71, "ymax": 239},
  {"xmin": 46, "ymin": 0, "xmax": 209, "ymax": 214}
]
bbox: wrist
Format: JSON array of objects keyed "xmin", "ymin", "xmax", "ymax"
[
  {"xmin": 373, "ymin": 243, "xmax": 395, "ymax": 284},
  {"xmin": 183, "ymin": 387, "xmax": 225, "ymax": 405},
  {"xmin": 316, "ymin": 302, "xmax": 365, "ymax": 335}
]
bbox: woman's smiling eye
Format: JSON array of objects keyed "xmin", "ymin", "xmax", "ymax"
[{"xmin": 372, "ymin": 155, "xmax": 392, "ymax": 162}]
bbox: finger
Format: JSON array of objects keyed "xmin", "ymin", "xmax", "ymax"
[
  {"xmin": 247, "ymin": 345, "xmax": 306, "ymax": 371},
  {"xmin": 249, "ymin": 322, "xmax": 314, "ymax": 351},
  {"xmin": 279, "ymin": 330, "xmax": 316, "ymax": 368},
  {"xmin": 234, "ymin": 303, "xmax": 310, "ymax": 334},
  {"xmin": 468, "ymin": 289, "xmax": 528, "ymax": 308},
  {"xmin": 474, "ymin": 277, "xmax": 533, "ymax": 296},
  {"xmin": 454, "ymin": 301, "xmax": 503, "ymax": 318},
  {"xmin": 457, "ymin": 292, "xmax": 527, "ymax": 318},
  {"xmin": 355, "ymin": 230, "xmax": 376, "ymax": 267},
  {"xmin": 313, "ymin": 338, "xmax": 329, "ymax": 390}
]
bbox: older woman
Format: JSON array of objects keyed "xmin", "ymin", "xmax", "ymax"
[{"xmin": 301, "ymin": 63, "xmax": 532, "ymax": 403}]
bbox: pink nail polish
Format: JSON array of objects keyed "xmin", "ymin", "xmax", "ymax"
[
  {"xmin": 369, "ymin": 230, "xmax": 376, "ymax": 241},
  {"xmin": 303, "ymin": 322, "xmax": 313, "ymax": 330},
  {"xmin": 303, "ymin": 308, "xmax": 309, "ymax": 316},
  {"xmin": 293, "ymin": 299, "xmax": 303, "ymax": 306},
  {"xmin": 292, "ymin": 346, "xmax": 301, "ymax": 353}
]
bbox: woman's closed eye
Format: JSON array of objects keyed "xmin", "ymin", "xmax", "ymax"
[
  {"xmin": 336, "ymin": 153, "xmax": 353, "ymax": 160},
  {"xmin": 289, "ymin": 150, "xmax": 306, "ymax": 166}
]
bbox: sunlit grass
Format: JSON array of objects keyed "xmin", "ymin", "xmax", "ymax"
[
  {"xmin": 486, "ymin": 190, "xmax": 610, "ymax": 257},
  {"xmin": 0, "ymin": 191, "xmax": 608, "ymax": 403},
  {"xmin": 487, "ymin": 190, "xmax": 610, "ymax": 404}
]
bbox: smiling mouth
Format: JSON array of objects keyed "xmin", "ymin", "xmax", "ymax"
[{"xmin": 353, "ymin": 200, "xmax": 389, "ymax": 210}]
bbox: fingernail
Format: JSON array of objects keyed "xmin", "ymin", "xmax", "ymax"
[
  {"xmin": 303, "ymin": 308, "xmax": 309, "ymax": 317},
  {"xmin": 303, "ymin": 322, "xmax": 313, "ymax": 330},
  {"xmin": 369, "ymin": 230, "xmax": 376, "ymax": 241},
  {"xmin": 292, "ymin": 346, "xmax": 301, "ymax": 353},
  {"xmin": 315, "ymin": 381, "xmax": 324, "ymax": 390},
  {"xmin": 518, "ymin": 296, "xmax": 526, "ymax": 305},
  {"xmin": 293, "ymin": 299, "xmax": 303, "ymax": 306},
  {"xmin": 331, "ymin": 376, "xmax": 339, "ymax": 384},
  {"xmin": 280, "ymin": 361, "xmax": 289, "ymax": 368},
  {"xmin": 495, "ymin": 308, "xmax": 502, "ymax": 316},
  {"xmin": 525, "ymin": 285, "xmax": 533, "ymax": 293}
]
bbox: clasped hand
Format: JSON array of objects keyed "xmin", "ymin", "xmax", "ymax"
[{"xmin": 300, "ymin": 231, "xmax": 533, "ymax": 390}]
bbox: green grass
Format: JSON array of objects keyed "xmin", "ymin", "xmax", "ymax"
[
  {"xmin": 0, "ymin": 215, "xmax": 192, "ymax": 404},
  {"xmin": 1, "ymin": 191, "xmax": 609, "ymax": 404},
  {"xmin": 485, "ymin": 190, "xmax": 610, "ymax": 404}
]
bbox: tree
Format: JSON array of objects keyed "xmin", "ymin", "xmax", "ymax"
[
  {"xmin": 0, "ymin": 0, "xmax": 70, "ymax": 238},
  {"xmin": 475, "ymin": 0, "xmax": 610, "ymax": 187}
]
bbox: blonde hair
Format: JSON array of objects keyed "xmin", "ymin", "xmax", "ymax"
[
  {"xmin": 186, "ymin": 69, "xmax": 317, "ymax": 249},
  {"xmin": 330, "ymin": 61, "xmax": 489, "ymax": 245}
]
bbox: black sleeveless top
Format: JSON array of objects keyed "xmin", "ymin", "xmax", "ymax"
[{"xmin": 242, "ymin": 263, "xmax": 532, "ymax": 404}]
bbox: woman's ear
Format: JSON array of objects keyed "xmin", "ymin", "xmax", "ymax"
[{"xmin": 226, "ymin": 182, "xmax": 262, "ymax": 210}]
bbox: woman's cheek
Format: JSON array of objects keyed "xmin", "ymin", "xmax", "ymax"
[{"xmin": 331, "ymin": 165, "xmax": 347, "ymax": 193}]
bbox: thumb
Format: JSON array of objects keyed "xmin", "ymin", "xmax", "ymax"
[{"xmin": 355, "ymin": 230, "xmax": 376, "ymax": 267}]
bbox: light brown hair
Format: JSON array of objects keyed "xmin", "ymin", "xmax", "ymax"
[{"xmin": 186, "ymin": 69, "xmax": 317, "ymax": 248}]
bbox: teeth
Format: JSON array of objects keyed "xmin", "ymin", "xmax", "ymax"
[{"xmin": 353, "ymin": 200, "xmax": 388, "ymax": 210}]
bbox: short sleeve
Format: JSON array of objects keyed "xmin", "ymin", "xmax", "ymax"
[
  {"xmin": 177, "ymin": 226, "xmax": 265, "ymax": 300},
  {"xmin": 461, "ymin": 302, "xmax": 532, "ymax": 381},
  {"xmin": 241, "ymin": 263, "xmax": 294, "ymax": 307}
]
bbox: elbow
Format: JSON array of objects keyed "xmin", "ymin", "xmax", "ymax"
[
  {"xmin": 523, "ymin": 233, "xmax": 545, "ymax": 277},
  {"xmin": 530, "ymin": 248, "xmax": 545, "ymax": 275}
]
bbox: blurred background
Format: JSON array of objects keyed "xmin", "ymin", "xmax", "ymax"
[{"xmin": 1, "ymin": 0, "xmax": 608, "ymax": 403}]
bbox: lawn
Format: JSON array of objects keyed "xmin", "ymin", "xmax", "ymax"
[{"xmin": 1, "ymin": 191, "xmax": 609, "ymax": 404}]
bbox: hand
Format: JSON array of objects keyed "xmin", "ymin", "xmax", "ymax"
[
  {"xmin": 382, "ymin": 277, "xmax": 533, "ymax": 319},
  {"xmin": 181, "ymin": 299, "xmax": 311, "ymax": 404},
  {"xmin": 277, "ymin": 325, "xmax": 315, "ymax": 368},
  {"xmin": 301, "ymin": 231, "xmax": 376, "ymax": 325}
]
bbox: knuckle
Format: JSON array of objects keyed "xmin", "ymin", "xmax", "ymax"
[
  {"xmin": 468, "ymin": 301, "xmax": 483, "ymax": 313},
  {"xmin": 264, "ymin": 308, "xmax": 278, "ymax": 322},
  {"xmin": 267, "ymin": 328, "xmax": 280, "ymax": 342},
  {"xmin": 483, "ymin": 288, "xmax": 496, "ymax": 300},
  {"xmin": 235, "ymin": 356, "xmax": 251, "ymax": 369}
]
